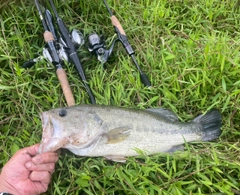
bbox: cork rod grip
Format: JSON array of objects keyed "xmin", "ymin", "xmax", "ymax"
[
  {"xmin": 56, "ymin": 68, "xmax": 75, "ymax": 106},
  {"xmin": 111, "ymin": 15, "xmax": 126, "ymax": 35},
  {"xmin": 43, "ymin": 31, "xmax": 55, "ymax": 42}
]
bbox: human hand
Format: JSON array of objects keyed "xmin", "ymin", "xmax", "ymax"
[{"xmin": 0, "ymin": 144, "xmax": 58, "ymax": 195}]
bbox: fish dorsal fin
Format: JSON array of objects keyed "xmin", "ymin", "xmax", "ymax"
[
  {"xmin": 105, "ymin": 127, "xmax": 131, "ymax": 144},
  {"xmin": 146, "ymin": 108, "xmax": 179, "ymax": 122}
]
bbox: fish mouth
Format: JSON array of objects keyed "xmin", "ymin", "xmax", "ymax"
[
  {"xmin": 38, "ymin": 111, "xmax": 51, "ymax": 153},
  {"xmin": 38, "ymin": 137, "xmax": 69, "ymax": 153},
  {"xmin": 40, "ymin": 112, "xmax": 48, "ymax": 133},
  {"xmin": 38, "ymin": 112, "xmax": 68, "ymax": 153}
]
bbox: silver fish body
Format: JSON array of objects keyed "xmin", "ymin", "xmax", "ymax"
[{"xmin": 38, "ymin": 104, "xmax": 222, "ymax": 162}]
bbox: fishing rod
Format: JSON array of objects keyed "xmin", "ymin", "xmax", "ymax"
[
  {"xmin": 48, "ymin": 0, "xmax": 96, "ymax": 104},
  {"xmin": 102, "ymin": 0, "xmax": 151, "ymax": 87},
  {"xmin": 34, "ymin": 0, "xmax": 75, "ymax": 107},
  {"xmin": 23, "ymin": 9, "xmax": 84, "ymax": 69}
]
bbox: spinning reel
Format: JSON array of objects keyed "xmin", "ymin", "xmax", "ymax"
[
  {"xmin": 87, "ymin": 33, "xmax": 115, "ymax": 64},
  {"xmin": 23, "ymin": 10, "xmax": 85, "ymax": 68}
]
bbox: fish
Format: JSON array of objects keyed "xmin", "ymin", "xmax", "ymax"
[{"xmin": 38, "ymin": 104, "xmax": 222, "ymax": 162}]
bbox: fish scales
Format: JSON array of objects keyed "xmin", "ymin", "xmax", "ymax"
[
  {"xmin": 38, "ymin": 104, "xmax": 222, "ymax": 162},
  {"xmin": 79, "ymin": 105, "xmax": 198, "ymax": 134},
  {"xmin": 74, "ymin": 130, "xmax": 201, "ymax": 157}
]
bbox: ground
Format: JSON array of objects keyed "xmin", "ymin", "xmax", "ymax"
[{"xmin": 0, "ymin": 0, "xmax": 239, "ymax": 194}]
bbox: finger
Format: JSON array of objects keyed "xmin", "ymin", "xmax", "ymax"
[
  {"xmin": 8, "ymin": 144, "xmax": 41, "ymax": 164},
  {"xmin": 29, "ymin": 171, "xmax": 51, "ymax": 184},
  {"xmin": 32, "ymin": 152, "xmax": 58, "ymax": 165},
  {"xmin": 25, "ymin": 162, "xmax": 55, "ymax": 174},
  {"xmin": 24, "ymin": 143, "xmax": 40, "ymax": 156}
]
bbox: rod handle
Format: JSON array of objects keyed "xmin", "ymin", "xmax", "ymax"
[
  {"xmin": 140, "ymin": 73, "xmax": 151, "ymax": 87},
  {"xmin": 56, "ymin": 68, "xmax": 75, "ymax": 106},
  {"xmin": 111, "ymin": 15, "xmax": 126, "ymax": 35},
  {"xmin": 22, "ymin": 59, "xmax": 36, "ymax": 68},
  {"xmin": 43, "ymin": 31, "xmax": 54, "ymax": 42}
]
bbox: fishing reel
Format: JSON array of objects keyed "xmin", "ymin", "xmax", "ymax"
[
  {"xmin": 23, "ymin": 29, "xmax": 85, "ymax": 68},
  {"xmin": 57, "ymin": 28, "xmax": 85, "ymax": 62},
  {"xmin": 23, "ymin": 8, "xmax": 84, "ymax": 69},
  {"xmin": 87, "ymin": 33, "xmax": 115, "ymax": 64}
]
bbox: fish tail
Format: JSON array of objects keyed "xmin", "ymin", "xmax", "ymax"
[{"xmin": 193, "ymin": 109, "xmax": 222, "ymax": 141}]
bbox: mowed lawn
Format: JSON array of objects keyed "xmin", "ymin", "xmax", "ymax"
[{"xmin": 0, "ymin": 0, "xmax": 240, "ymax": 194}]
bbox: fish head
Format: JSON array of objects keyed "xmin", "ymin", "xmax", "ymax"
[{"xmin": 38, "ymin": 106, "xmax": 103, "ymax": 154}]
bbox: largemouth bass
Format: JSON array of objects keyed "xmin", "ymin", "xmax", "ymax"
[{"xmin": 38, "ymin": 104, "xmax": 222, "ymax": 162}]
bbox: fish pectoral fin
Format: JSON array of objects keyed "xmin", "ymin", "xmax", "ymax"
[
  {"xmin": 105, "ymin": 155, "xmax": 126, "ymax": 162},
  {"xmin": 105, "ymin": 127, "xmax": 131, "ymax": 144}
]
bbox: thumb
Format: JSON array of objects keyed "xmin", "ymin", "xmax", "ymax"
[
  {"xmin": 9, "ymin": 144, "xmax": 41, "ymax": 165},
  {"xmin": 24, "ymin": 144, "xmax": 40, "ymax": 156}
]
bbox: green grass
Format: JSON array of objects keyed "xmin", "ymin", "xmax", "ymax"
[{"xmin": 1, "ymin": 0, "xmax": 240, "ymax": 194}]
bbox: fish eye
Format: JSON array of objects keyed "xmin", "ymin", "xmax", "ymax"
[{"xmin": 59, "ymin": 109, "xmax": 67, "ymax": 117}]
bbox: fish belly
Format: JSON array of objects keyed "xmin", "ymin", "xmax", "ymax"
[{"xmin": 67, "ymin": 128, "xmax": 201, "ymax": 157}]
